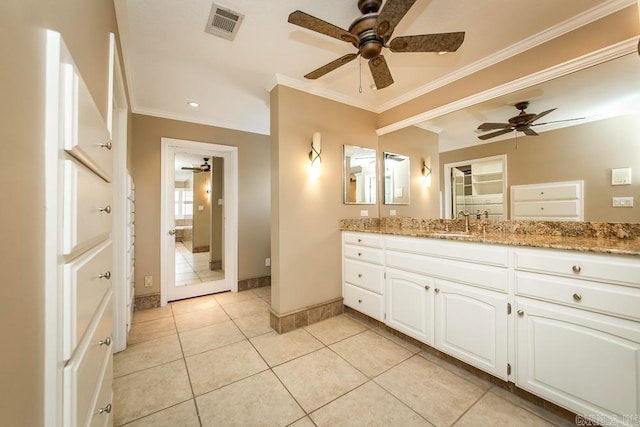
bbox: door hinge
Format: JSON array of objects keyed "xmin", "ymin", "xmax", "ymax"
[
  {"xmin": 384, "ymin": 312, "xmax": 386, "ymax": 320},
  {"xmin": 507, "ymin": 302, "xmax": 512, "ymax": 315},
  {"xmin": 507, "ymin": 363, "xmax": 512, "ymax": 375},
  {"xmin": 384, "ymin": 272, "xmax": 386, "ymax": 279}
]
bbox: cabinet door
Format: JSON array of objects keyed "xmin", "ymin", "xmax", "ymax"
[
  {"xmin": 386, "ymin": 269, "xmax": 434, "ymax": 345},
  {"xmin": 516, "ymin": 299, "xmax": 640, "ymax": 426},
  {"xmin": 434, "ymin": 279, "xmax": 508, "ymax": 379}
]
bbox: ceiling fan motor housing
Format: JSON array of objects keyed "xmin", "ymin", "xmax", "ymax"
[
  {"xmin": 358, "ymin": 0, "xmax": 382, "ymax": 13},
  {"xmin": 349, "ymin": 14, "xmax": 383, "ymax": 59}
]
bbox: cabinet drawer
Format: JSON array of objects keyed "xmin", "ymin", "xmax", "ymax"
[
  {"xmin": 343, "ymin": 244, "xmax": 383, "ymax": 264},
  {"xmin": 344, "ymin": 283, "xmax": 384, "ymax": 321},
  {"xmin": 344, "ymin": 259, "xmax": 384, "ymax": 294},
  {"xmin": 64, "ymin": 292, "xmax": 113, "ymax": 427},
  {"xmin": 343, "ymin": 232, "xmax": 383, "ymax": 248},
  {"xmin": 63, "ymin": 240, "xmax": 112, "ymax": 359},
  {"xmin": 62, "ymin": 160, "xmax": 112, "ymax": 255},
  {"xmin": 62, "ymin": 65, "xmax": 112, "ymax": 181},
  {"xmin": 512, "ymin": 182, "xmax": 580, "ymax": 201},
  {"xmin": 385, "ymin": 236, "xmax": 508, "ymax": 267},
  {"xmin": 513, "ymin": 249, "xmax": 640, "ymax": 286},
  {"xmin": 512, "ymin": 200, "xmax": 580, "ymax": 218},
  {"xmin": 88, "ymin": 355, "xmax": 113, "ymax": 427},
  {"xmin": 514, "ymin": 271, "xmax": 640, "ymax": 321},
  {"xmin": 386, "ymin": 250, "xmax": 508, "ymax": 292},
  {"xmin": 471, "ymin": 194, "xmax": 503, "ymax": 205}
]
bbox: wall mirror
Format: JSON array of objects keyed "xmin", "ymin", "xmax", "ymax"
[
  {"xmin": 343, "ymin": 145, "xmax": 377, "ymax": 204},
  {"xmin": 383, "ymin": 152, "xmax": 410, "ymax": 205}
]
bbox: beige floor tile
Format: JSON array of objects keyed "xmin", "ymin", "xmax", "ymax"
[
  {"xmin": 221, "ymin": 298, "xmax": 270, "ymax": 319},
  {"xmin": 176, "ymin": 272, "xmax": 199, "ymax": 281},
  {"xmin": 456, "ymin": 391, "xmax": 555, "ymax": 427},
  {"xmin": 196, "ymin": 370, "xmax": 304, "ymax": 427},
  {"xmin": 197, "ymin": 270, "xmax": 224, "ymax": 279},
  {"xmin": 113, "ymin": 360, "xmax": 192, "ymax": 425},
  {"xmin": 132, "ymin": 305, "xmax": 173, "ymax": 324},
  {"xmin": 179, "ymin": 320, "xmax": 245, "ymax": 356},
  {"xmin": 273, "ymin": 348, "xmax": 367, "ymax": 412},
  {"xmin": 114, "ymin": 334, "xmax": 183, "ymax": 378},
  {"xmin": 173, "ymin": 306, "xmax": 230, "ymax": 333},
  {"xmin": 310, "ymin": 381, "xmax": 431, "ymax": 427},
  {"xmin": 330, "ymin": 330, "xmax": 413, "ymax": 377},
  {"xmin": 176, "ymin": 264, "xmax": 196, "ymax": 274},
  {"xmin": 251, "ymin": 328, "xmax": 324, "ymax": 367},
  {"xmin": 488, "ymin": 386, "xmax": 577, "ymax": 427},
  {"xmin": 170, "ymin": 295, "xmax": 219, "ymax": 315},
  {"xmin": 374, "ymin": 355, "xmax": 485, "ymax": 426},
  {"xmin": 128, "ymin": 316, "xmax": 176, "ymax": 345},
  {"xmin": 288, "ymin": 416, "xmax": 316, "ymax": 427},
  {"xmin": 304, "ymin": 314, "xmax": 368, "ymax": 345},
  {"xmin": 123, "ymin": 400, "xmax": 200, "ymax": 427},
  {"xmin": 372, "ymin": 326, "xmax": 422, "ymax": 354},
  {"xmin": 232, "ymin": 310, "xmax": 273, "ymax": 338},
  {"xmin": 214, "ymin": 289, "xmax": 258, "ymax": 305},
  {"xmin": 250, "ymin": 286, "xmax": 271, "ymax": 298},
  {"xmin": 185, "ymin": 340, "xmax": 268, "ymax": 396},
  {"xmin": 418, "ymin": 351, "xmax": 493, "ymax": 390}
]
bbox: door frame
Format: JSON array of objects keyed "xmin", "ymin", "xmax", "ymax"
[{"xmin": 160, "ymin": 137, "xmax": 238, "ymax": 305}]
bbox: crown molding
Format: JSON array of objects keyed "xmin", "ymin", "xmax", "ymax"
[{"xmin": 376, "ymin": 37, "xmax": 638, "ymax": 136}]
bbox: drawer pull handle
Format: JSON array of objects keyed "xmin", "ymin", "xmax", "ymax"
[
  {"xmin": 100, "ymin": 141, "xmax": 113, "ymax": 150},
  {"xmin": 99, "ymin": 205, "xmax": 112, "ymax": 214},
  {"xmin": 573, "ymin": 293, "xmax": 582, "ymax": 302},
  {"xmin": 424, "ymin": 285, "xmax": 430, "ymax": 291},
  {"xmin": 357, "ymin": 299, "xmax": 362, "ymax": 303},
  {"xmin": 357, "ymin": 238, "xmax": 362, "ymax": 243},
  {"xmin": 434, "ymin": 288, "xmax": 440, "ymax": 293},
  {"xmin": 357, "ymin": 274, "xmax": 362, "ymax": 278},
  {"xmin": 517, "ymin": 310, "xmax": 524, "ymax": 316},
  {"xmin": 357, "ymin": 252, "xmax": 362, "ymax": 257},
  {"xmin": 572, "ymin": 265, "xmax": 581, "ymax": 273},
  {"xmin": 98, "ymin": 336, "xmax": 112, "ymax": 347},
  {"xmin": 99, "ymin": 403, "xmax": 112, "ymax": 414},
  {"xmin": 98, "ymin": 271, "xmax": 111, "ymax": 280}
]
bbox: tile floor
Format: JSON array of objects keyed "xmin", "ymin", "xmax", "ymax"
[
  {"xmin": 114, "ymin": 287, "xmax": 575, "ymax": 427},
  {"xmin": 175, "ymin": 242, "xmax": 224, "ymax": 286}
]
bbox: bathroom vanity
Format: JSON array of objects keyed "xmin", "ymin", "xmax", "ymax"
[{"xmin": 342, "ymin": 224, "xmax": 640, "ymax": 426}]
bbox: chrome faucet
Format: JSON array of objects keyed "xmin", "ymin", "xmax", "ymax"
[
  {"xmin": 457, "ymin": 210, "xmax": 470, "ymax": 233},
  {"xmin": 476, "ymin": 209, "xmax": 489, "ymax": 220}
]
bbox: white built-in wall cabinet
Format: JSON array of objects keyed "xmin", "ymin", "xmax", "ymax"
[
  {"xmin": 46, "ymin": 31, "xmax": 115, "ymax": 426},
  {"xmin": 343, "ymin": 231, "xmax": 640, "ymax": 426}
]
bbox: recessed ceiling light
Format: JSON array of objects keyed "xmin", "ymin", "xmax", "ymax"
[{"xmin": 187, "ymin": 101, "xmax": 200, "ymax": 108}]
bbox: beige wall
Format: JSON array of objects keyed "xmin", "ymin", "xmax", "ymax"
[
  {"xmin": 192, "ymin": 171, "xmax": 211, "ymax": 251},
  {"xmin": 0, "ymin": 0, "xmax": 119, "ymax": 424},
  {"xmin": 270, "ymin": 86, "xmax": 379, "ymax": 314},
  {"xmin": 439, "ymin": 114, "xmax": 640, "ymax": 222},
  {"xmin": 130, "ymin": 114, "xmax": 271, "ymax": 297},
  {"xmin": 378, "ymin": 126, "xmax": 440, "ymax": 218},
  {"xmin": 210, "ymin": 157, "xmax": 224, "ymax": 264}
]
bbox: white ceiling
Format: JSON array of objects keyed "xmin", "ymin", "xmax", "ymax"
[{"xmin": 114, "ymin": 0, "xmax": 633, "ymax": 137}]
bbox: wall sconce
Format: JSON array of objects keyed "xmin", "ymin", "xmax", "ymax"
[
  {"xmin": 421, "ymin": 160, "xmax": 432, "ymax": 188},
  {"xmin": 309, "ymin": 132, "xmax": 322, "ymax": 178}
]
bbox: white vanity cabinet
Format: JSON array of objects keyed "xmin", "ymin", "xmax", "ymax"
[
  {"xmin": 513, "ymin": 248, "xmax": 640, "ymax": 426},
  {"xmin": 386, "ymin": 268, "xmax": 434, "ymax": 345},
  {"xmin": 342, "ymin": 232, "xmax": 385, "ymax": 321}
]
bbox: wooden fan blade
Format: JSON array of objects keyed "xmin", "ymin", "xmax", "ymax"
[
  {"xmin": 304, "ymin": 53, "xmax": 358, "ymax": 80},
  {"xmin": 288, "ymin": 11, "xmax": 358, "ymax": 44},
  {"xmin": 478, "ymin": 128, "xmax": 514, "ymax": 140},
  {"xmin": 531, "ymin": 117, "xmax": 586, "ymax": 127},
  {"xmin": 369, "ymin": 55, "xmax": 394, "ymax": 89},
  {"xmin": 389, "ymin": 32, "xmax": 465, "ymax": 52},
  {"xmin": 523, "ymin": 128, "xmax": 538, "ymax": 136},
  {"xmin": 375, "ymin": 0, "xmax": 417, "ymax": 42},
  {"xmin": 477, "ymin": 122, "xmax": 511, "ymax": 131},
  {"xmin": 527, "ymin": 108, "xmax": 556, "ymax": 124}
]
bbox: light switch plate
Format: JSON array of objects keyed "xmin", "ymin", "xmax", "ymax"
[
  {"xmin": 612, "ymin": 167, "xmax": 632, "ymax": 185},
  {"xmin": 360, "ymin": 210, "xmax": 369, "ymax": 217},
  {"xmin": 612, "ymin": 197, "xmax": 634, "ymax": 207}
]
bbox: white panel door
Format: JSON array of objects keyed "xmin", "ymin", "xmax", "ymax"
[
  {"xmin": 516, "ymin": 299, "xmax": 640, "ymax": 426},
  {"xmin": 434, "ymin": 279, "xmax": 509, "ymax": 379},
  {"xmin": 386, "ymin": 268, "xmax": 434, "ymax": 345}
]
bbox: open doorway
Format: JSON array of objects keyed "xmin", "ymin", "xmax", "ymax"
[{"xmin": 161, "ymin": 138, "xmax": 238, "ymax": 305}]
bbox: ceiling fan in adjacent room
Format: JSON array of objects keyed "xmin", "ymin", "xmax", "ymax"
[
  {"xmin": 476, "ymin": 101, "xmax": 584, "ymax": 140},
  {"xmin": 181, "ymin": 158, "xmax": 211, "ymax": 173},
  {"xmin": 287, "ymin": 0, "xmax": 465, "ymax": 89}
]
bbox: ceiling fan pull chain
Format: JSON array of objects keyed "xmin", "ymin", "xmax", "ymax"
[{"xmin": 358, "ymin": 56, "xmax": 363, "ymax": 93}]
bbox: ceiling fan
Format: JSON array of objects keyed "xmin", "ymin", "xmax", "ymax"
[
  {"xmin": 476, "ymin": 101, "xmax": 584, "ymax": 140},
  {"xmin": 181, "ymin": 158, "xmax": 211, "ymax": 173},
  {"xmin": 287, "ymin": 0, "xmax": 465, "ymax": 89}
]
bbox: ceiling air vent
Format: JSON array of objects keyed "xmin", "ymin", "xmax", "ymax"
[{"xmin": 205, "ymin": 3, "xmax": 244, "ymax": 41}]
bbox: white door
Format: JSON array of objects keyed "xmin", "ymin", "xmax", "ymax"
[
  {"xmin": 434, "ymin": 279, "xmax": 509, "ymax": 379},
  {"xmin": 161, "ymin": 139, "xmax": 238, "ymax": 304},
  {"xmin": 515, "ymin": 298, "xmax": 640, "ymax": 425},
  {"xmin": 386, "ymin": 268, "xmax": 434, "ymax": 345}
]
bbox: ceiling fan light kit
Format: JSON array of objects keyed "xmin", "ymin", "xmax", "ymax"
[
  {"xmin": 288, "ymin": 0, "xmax": 465, "ymax": 90},
  {"xmin": 181, "ymin": 157, "xmax": 211, "ymax": 173}
]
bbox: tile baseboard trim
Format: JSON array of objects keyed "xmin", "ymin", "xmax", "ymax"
[
  {"xmin": 270, "ymin": 297, "xmax": 344, "ymax": 334},
  {"xmin": 134, "ymin": 293, "xmax": 161, "ymax": 311},
  {"xmin": 344, "ymin": 306, "xmax": 578, "ymax": 425},
  {"xmin": 237, "ymin": 275, "xmax": 271, "ymax": 292}
]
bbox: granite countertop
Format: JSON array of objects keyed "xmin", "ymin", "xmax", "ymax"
[{"xmin": 340, "ymin": 219, "xmax": 640, "ymax": 256}]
